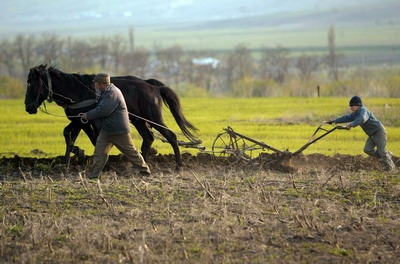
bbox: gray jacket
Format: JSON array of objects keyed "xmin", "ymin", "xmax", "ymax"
[
  {"xmin": 333, "ymin": 105, "xmax": 385, "ymax": 136},
  {"xmin": 86, "ymin": 83, "xmax": 131, "ymax": 135}
]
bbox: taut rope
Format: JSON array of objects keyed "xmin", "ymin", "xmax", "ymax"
[{"xmin": 39, "ymin": 104, "xmax": 177, "ymax": 132}]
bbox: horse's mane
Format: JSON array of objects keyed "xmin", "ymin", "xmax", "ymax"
[
  {"xmin": 47, "ymin": 65, "xmax": 95, "ymax": 89},
  {"xmin": 32, "ymin": 64, "xmax": 97, "ymax": 102}
]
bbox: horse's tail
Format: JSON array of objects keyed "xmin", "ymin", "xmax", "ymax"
[
  {"xmin": 158, "ymin": 86, "xmax": 198, "ymax": 141},
  {"xmin": 145, "ymin": 78, "xmax": 166, "ymax": 87}
]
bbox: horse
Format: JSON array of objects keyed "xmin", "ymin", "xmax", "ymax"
[{"xmin": 24, "ymin": 64, "xmax": 199, "ymax": 170}]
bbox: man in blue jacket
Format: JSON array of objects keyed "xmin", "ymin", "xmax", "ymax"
[
  {"xmin": 80, "ymin": 73, "xmax": 151, "ymax": 179},
  {"xmin": 326, "ymin": 96, "xmax": 396, "ymax": 171}
]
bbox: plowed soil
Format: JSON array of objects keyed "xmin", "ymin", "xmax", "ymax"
[
  {"xmin": 1, "ymin": 152, "xmax": 398, "ymax": 179},
  {"xmin": 1, "ymin": 152, "xmax": 400, "ymax": 263}
]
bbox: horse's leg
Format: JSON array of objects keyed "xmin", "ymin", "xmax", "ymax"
[
  {"xmin": 131, "ymin": 111, "xmax": 182, "ymax": 170},
  {"xmin": 63, "ymin": 122, "xmax": 81, "ymax": 166},
  {"xmin": 132, "ymin": 121, "xmax": 154, "ymax": 162},
  {"xmin": 81, "ymin": 122, "xmax": 98, "ymax": 146},
  {"xmin": 154, "ymin": 125, "xmax": 182, "ymax": 171}
]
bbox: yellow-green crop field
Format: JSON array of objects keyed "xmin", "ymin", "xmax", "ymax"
[{"xmin": 1, "ymin": 97, "xmax": 399, "ymax": 158}]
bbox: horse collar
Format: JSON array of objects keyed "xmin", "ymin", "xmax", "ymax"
[{"xmin": 45, "ymin": 70, "xmax": 54, "ymax": 103}]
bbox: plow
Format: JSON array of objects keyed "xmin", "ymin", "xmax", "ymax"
[{"xmin": 171, "ymin": 124, "xmax": 348, "ymax": 164}]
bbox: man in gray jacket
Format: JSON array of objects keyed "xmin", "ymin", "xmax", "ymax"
[
  {"xmin": 326, "ymin": 96, "xmax": 396, "ymax": 171},
  {"xmin": 80, "ymin": 73, "xmax": 151, "ymax": 179}
]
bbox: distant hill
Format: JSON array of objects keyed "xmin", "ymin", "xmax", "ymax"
[
  {"xmin": 170, "ymin": 1, "xmax": 399, "ymax": 31},
  {"xmin": 0, "ymin": 0, "xmax": 399, "ymax": 71},
  {"xmin": 2, "ymin": 0, "xmax": 398, "ymax": 36}
]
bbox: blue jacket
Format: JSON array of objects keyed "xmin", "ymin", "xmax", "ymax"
[
  {"xmin": 86, "ymin": 83, "xmax": 131, "ymax": 135},
  {"xmin": 334, "ymin": 106, "xmax": 384, "ymax": 136}
]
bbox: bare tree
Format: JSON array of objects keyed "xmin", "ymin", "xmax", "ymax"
[
  {"xmin": 296, "ymin": 54, "xmax": 319, "ymax": 82},
  {"xmin": 327, "ymin": 24, "xmax": 339, "ymax": 81},
  {"xmin": 225, "ymin": 44, "xmax": 253, "ymax": 92},
  {"xmin": 35, "ymin": 33, "xmax": 63, "ymax": 64},
  {"xmin": 182, "ymin": 50, "xmax": 220, "ymax": 91},
  {"xmin": 91, "ymin": 36, "xmax": 110, "ymax": 69},
  {"xmin": 259, "ymin": 45, "xmax": 290, "ymax": 84},
  {"xmin": 0, "ymin": 39, "xmax": 18, "ymax": 77},
  {"xmin": 109, "ymin": 35, "xmax": 127, "ymax": 73},
  {"xmin": 121, "ymin": 47, "xmax": 150, "ymax": 77},
  {"xmin": 65, "ymin": 37, "xmax": 94, "ymax": 71},
  {"xmin": 230, "ymin": 44, "xmax": 253, "ymax": 80},
  {"xmin": 155, "ymin": 45, "xmax": 184, "ymax": 86},
  {"xmin": 191, "ymin": 62, "xmax": 216, "ymax": 91},
  {"xmin": 225, "ymin": 54, "xmax": 235, "ymax": 92},
  {"xmin": 128, "ymin": 26, "xmax": 135, "ymax": 54},
  {"xmin": 15, "ymin": 34, "xmax": 36, "ymax": 77}
]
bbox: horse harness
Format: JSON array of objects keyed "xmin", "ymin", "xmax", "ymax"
[
  {"xmin": 44, "ymin": 69, "xmax": 100, "ymax": 110},
  {"xmin": 40, "ymin": 68, "xmax": 179, "ymax": 133}
]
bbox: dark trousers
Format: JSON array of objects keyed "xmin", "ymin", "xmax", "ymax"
[{"xmin": 89, "ymin": 131, "xmax": 150, "ymax": 178}]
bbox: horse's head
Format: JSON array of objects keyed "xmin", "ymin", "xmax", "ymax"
[{"xmin": 25, "ymin": 64, "xmax": 49, "ymax": 114}]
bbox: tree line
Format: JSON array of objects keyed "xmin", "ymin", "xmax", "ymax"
[{"xmin": 1, "ymin": 25, "xmax": 399, "ymax": 98}]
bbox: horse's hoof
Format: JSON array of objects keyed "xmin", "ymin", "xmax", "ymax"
[
  {"xmin": 175, "ymin": 164, "xmax": 183, "ymax": 172},
  {"xmin": 72, "ymin": 146, "xmax": 85, "ymax": 158},
  {"xmin": 149, "ymin": 147, "xmax": 158, "ymax": 155}
]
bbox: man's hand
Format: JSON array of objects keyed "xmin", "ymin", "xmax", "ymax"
[
  {"xmin": 325, "ymin": 120, "xmax": 334, "ymax": 125},
  {"xmin": 345, "ymin": 123, "xmax": 352, "ymax": 130},
  {"xmin": 79, "ymin": 113, "xmax": 88, "ymax": 120}
]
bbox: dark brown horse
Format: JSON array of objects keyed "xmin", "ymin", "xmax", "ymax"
[{"xmin": 24, "ymin": 64, "xmax": 198, "ymax": 170}]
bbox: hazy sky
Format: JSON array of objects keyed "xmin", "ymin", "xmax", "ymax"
[
  {"xmin": 2, "ymin": 0, "xmax": 387, "ymax": 24},
  {"xmin": 0, "ymin": 0, "xmax": 396, "ymax": 38}
]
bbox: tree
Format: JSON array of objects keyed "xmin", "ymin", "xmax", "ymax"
[
  {"xmin": 109, "ymin": 35, "xmax": 126, "ymax": 73},
  {"xmin": 128, "ymin": 26, "xmax": 135, "ymax": 54},
  {"xmin": 0, "ymin": 39, "xmax": 18, "ymax": 77},
  {"xmin": 0, "ymin": 75, "xmax": 24, "ymax": 98},
  {"xmin": 154, "ymin": 45, "xmax": 184, "ymax": 86},
  {"xmin": 35, "ymin": 33, "xmax": 63, "ymax": 64},
  {"xmin": 91, "ymin": 36, "xmax": 111, "ymax": 69},
  {"xmin": 64, "ymin": 37, "xmax": 94, "ymax": 71},
  {"xmin": 15, "ymin": 34, "xmax": 36, "ymax": 78},
  {"xmin": 259, "ymin": 45, "xmax": 290, "ymax": 84},
  {"xmin": 327, "ymin": 24, "xmax": 339, "ymax": 81},
  {"xmin": 296, "ymin": 54, "xmax": 319, "ymax": 82},
  {"xmin": 121, "ymin": 47, "xmax": 150, "ymax": 77},
  {"xmin": 225, "ymin": 44, "xmax": 253, "ymax": 92},
  {"xmin": 230, "ymin": 44, "xmax": 253, "ymax": 80}
]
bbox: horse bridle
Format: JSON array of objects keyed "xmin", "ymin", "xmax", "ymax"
[{"xmin": 40, "ymin": 67, "xmax": 100, "ymax": 110}]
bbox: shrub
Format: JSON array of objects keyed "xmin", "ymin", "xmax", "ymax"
[{"xmin": 0, "ymin": 76, "xmax": 25, "ymax": 99}]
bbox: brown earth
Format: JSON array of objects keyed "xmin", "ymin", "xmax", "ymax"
[
  {"xmin": 1, "ymin": 152, "xmax": 398, "ymax": 179},
  {"xmin": 1, "ymin": 152, "xmax": 400, "ymax": 263}
]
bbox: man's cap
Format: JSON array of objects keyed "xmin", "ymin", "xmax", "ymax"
[
  {"xmin": 93, "ymin": 73, "xmax": 110, "ymax": 84},
  {"xmin": 349, "ymin": 96, "xmax": 362, "ymax": 106}
]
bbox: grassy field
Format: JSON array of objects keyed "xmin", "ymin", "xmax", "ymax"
[
  {"xmin": 134, "ymin": 24, "xmax": 400, "ymax": 52},
  {"xmin": 1, "ymin": 97, "xmax": 400, "ymax": 263},
  {"xmin": 1, "ymin": 97, "xmax": 400, "ymax": 158}
]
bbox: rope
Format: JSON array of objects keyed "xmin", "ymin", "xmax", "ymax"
[
  {"xmin": 39, "ymin": 106, "xmax": 88, "ymax": 124},
  {"xmin": 39, "ymin": 104, "xmax": 179, "ymax": 134},
  {"xmin": 127, "ymin": 112, "xmax": 177, "ymax": 133}
]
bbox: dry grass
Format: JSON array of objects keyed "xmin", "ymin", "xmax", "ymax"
[{"xmin": 1, "ymin": 153, "xmax": 400, "ymax": 263}]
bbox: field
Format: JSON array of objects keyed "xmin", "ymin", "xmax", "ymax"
[
  {"xmin": 1, "ymin": 98, "xmax": 400, "ymax": 157},
  {"xmin": 1, "ymin": 97, "xmax": 400, "ymax": 263}
]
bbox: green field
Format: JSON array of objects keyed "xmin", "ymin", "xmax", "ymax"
[
  {"xmin": 2, "ymin": 97, "xmax": 400, "ymax": 263},
  {"xmin": 134, "ymin": 24, "xmax": 400, "ymax": 52},
  {"xmin": 1, "ymin": 97, "xmax": 399, "ymax": 158}
]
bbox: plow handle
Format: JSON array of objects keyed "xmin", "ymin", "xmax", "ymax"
[{"xmin": 291, "ymin": 124, "xmax": 348, "ymax": 155}]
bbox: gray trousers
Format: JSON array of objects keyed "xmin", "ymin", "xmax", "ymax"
[
  {"xmin": 89, "ymin": 131, "xmax": 150, "ymax": 179},
  {"xmin": 363, "ymin": 128, "xmax": 395, "ymax": 170}
]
